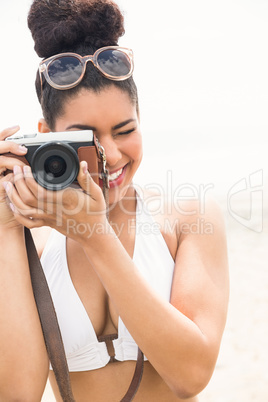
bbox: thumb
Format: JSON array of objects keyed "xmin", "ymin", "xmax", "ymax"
[{"xmin": 77, "ymin": 161, "xmax": 99, "ymax": 198}]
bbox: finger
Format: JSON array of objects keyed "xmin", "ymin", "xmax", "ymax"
[
  {"xmin": 22, "ymin": 166, "xmax": 61, "ymax": 216},
  {"xmin": 0, "ymin": 126, "xmax": 28, "ymax": 172},
  {"xmin": 13, "ymin": 165, "xmax": 38, "ymax": 207},
  {"xmin": 12, "ymin": 210, "xmax": 46, "ymax": 229},
  {"xmin": 0, "ymin": 155, "xmax": 27, "ymax": 173},
  {"xmin": 77, "ymin": 161, "xmax": 101, "ymax": 200},
  {"xmin": 0, "ymin": 125, "xmax": 20, "ymax": 141},
  {"xmin": 0, "ymin": 174, "xmax": 13, "ymax": 196},
  {"xmin": 23, "ymin": 165, "xmax": 54, "ymax": 202},
  {"xmin": 4, "ymin": 180, "xmax": 42, "ymax": 219},
  {"xmin": 0, "ymin": 172, "xmax": 14, "ymax": 183},
  {"xmin": 0, "ymin": 140, "xmax": 28, "ymax": 156}
]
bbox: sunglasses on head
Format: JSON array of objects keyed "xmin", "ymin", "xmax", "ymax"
[{"xmin": 39, "ymin": 46, "xmax": 134, "ymax": 91}]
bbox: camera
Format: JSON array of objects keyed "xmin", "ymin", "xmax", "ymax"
[{"xmin": 5, "ymin": 130, "xmax": 99, "ymax": 191}]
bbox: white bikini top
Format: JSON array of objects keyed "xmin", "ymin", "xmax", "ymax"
[{"xmin": 41, "ymin": 187, "xmax": 175, "ymax": 372}]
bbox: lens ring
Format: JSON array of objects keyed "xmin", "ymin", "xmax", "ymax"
[
  {"xmin": 44, "ymin": 155, "xmax": 67, "ymax": 178},
  {"xmin": 31, "ymin": 142, "xmax": 80, "ymax": 191}
]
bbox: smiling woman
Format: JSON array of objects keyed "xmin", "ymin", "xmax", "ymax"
[
  {"xmin": 49, "ymin": 87, "xmax": 142, "ymax": 200},
  {"xmin": 0, "ymin": 1, "xmax": 229, "ymax": 401}
]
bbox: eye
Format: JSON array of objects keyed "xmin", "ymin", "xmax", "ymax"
[{"xmin": 116, "ymin": 127, "xmax": 136, "ymax": 136}]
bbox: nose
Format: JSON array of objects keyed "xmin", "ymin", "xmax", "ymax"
[{"xmin": 99, "ymin": 137, "xmax": 122, "ymax": 169}]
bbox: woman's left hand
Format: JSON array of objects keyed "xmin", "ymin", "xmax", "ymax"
[{"xmin": 3, "ymin": 161, "xmax": 108, "ymax": 245}]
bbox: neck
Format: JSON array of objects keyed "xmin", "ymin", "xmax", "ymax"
[{"xmin": 107, "ymin": 184, "xmax": 136, "ymax": 223}]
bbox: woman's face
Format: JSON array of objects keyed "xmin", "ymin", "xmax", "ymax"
[{"xmin": 53, "ymin": 86, "xmax": 143, "ymax": 205}]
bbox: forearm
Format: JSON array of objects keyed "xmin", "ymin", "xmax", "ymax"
[
  {"xmin": 0, "ymin": 227, "xmax": 48, "ymax": 400},
  {"xmin": 83, "ymin": 232, "xmax": 212, "ymax": 397}
]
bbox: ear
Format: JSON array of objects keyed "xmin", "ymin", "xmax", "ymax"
[{"xmin": 38, "ymin": 118, "xmax": 51, "ymax": 133}]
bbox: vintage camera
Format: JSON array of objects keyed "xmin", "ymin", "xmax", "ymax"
[{"xmin": 5, "ymin": 130, "xmax": 99, "ymax": 190}]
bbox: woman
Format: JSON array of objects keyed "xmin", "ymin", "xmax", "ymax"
[{"xmin": 0, "ymin": 0, "xmax": 229, "ymax": 401}]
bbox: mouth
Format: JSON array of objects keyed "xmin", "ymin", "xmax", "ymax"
[
  {"xmin": 108, "ymin": 167, "xmax": 124, "ymax": 181},
  {"xmin": 99, "ymin": 164, "xmax": 128, "ymax": 189}
]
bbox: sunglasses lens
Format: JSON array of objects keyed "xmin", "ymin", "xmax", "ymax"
[
  {"xmin": 97, "ymin": 49, "xmax": 131, "ymax": 77},
  {"xmin": 48, "ymin": 56, "xmax": 83, "ymax": 86}
]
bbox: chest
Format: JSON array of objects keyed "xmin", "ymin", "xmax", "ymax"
[
  {"xmin": 66, "ymin": 210, "xmax": 137, "ymax": 334},
  {"xmin": 65, "ymin": 210, "xmax": 175, "ymax": 338},
  {"xmin": 66, "ymin": 238, "xmax": 118, "ymax": 337},
  {"xmin": 40, "ymin": 220, "xmax": 175, "ymax": 370}
]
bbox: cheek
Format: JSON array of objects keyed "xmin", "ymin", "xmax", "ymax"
[{"xmin": 127, "ymin": 133, "xmax": 143, "ymax": 163}]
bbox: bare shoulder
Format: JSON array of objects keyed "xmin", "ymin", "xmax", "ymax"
[
  {"xmin": 140, "ymin": 186, "xmax": 229, "ymax": 348},
  {"xmin": 140, "ymin": 187, "xmax": 226, "ymax": 259},
  {"xmin": 30, "ymin": 226, "xmax": 53, "ymax": 258}
]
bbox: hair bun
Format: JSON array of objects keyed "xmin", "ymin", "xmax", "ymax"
[{"xmin": 28, "ymin": 0, "xmax": 125, "ymax": 58}]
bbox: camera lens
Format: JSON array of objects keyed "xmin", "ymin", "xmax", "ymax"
[
  {"xmin": 44, "ymin": 155, "xmax": 67, "ymax": 178},
  {"xmin": 31, "ymin": 142, "xmax": 80, "ymax": 190}
]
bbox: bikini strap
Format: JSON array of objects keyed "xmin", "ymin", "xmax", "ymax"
[{"xmin": 97, "ymin": 333, "xmax": 118, "ymax": 363}]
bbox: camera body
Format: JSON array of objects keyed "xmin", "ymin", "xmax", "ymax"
[{"xmin": 5, "ymin": 130, "xmax": 100, "ymax": 190}]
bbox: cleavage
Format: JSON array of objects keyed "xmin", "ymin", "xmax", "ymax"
[{"xmin": 66, "ymin": 238, "xmax": 117, "ymax": 337}]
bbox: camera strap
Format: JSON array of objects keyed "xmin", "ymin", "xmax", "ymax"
[
  {"xmin": 24, "ymin": 226, "xmax": 76, "ymax": 402},
  {"xmin": 94, "ymin": 136, "xmax": 110, "ymax": 218}
]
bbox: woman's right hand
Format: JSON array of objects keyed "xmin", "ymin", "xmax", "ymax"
[{"xmin": 0, "ymin": 126, "xmax": 28, "ymax": 230}]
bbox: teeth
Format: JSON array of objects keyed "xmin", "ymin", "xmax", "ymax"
[
  {"xmin": 108, "ymin": 168, "xmax": 123, "ymax": 181},
  {"xmin": 99, "ymin": 168, "xmax": 124, "ymax": 181}
]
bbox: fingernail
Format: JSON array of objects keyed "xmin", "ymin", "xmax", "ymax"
[
  {"xmin": 82, "ymin": 161, "xmax": 88, "ymax": 175},
  {"xmin": 23, "ymin": 165, "xmax": 31, "ymax": 174},
  {"xmin": 8, "ymin": 125, "xmax": 20, "ymax": 130},
  {"xmin": 19, "ymin": 145, "xmax": 28, "ymax": 153},
  {"xmin": 13, "ymin": 165, "xmax": 21, "ymax": 175},
  {"xmin": 3, "ymin": 181, "xmax": 11, "ymax": 192},
  {"xmin": 9, "ymin": 203, "xmax": 15, "ymax": 212}
]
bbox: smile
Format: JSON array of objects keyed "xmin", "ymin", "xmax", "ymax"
[
  {"xmin": 108, "ymin": 167, "xmax": 123, "ymax": 181},
  {"xmin": 98, "ymin": 164, "xmax": 128, "ymax": 189}
]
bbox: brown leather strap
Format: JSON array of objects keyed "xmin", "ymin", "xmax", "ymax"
[
  {"xmin": 120, "ymin": 347, "xmax": 144, "ymax": 402},
  {"xmin": 24, "ymin": 227, "xmax": 75, "ymax": 402},
  {"xmin": 97, "ymin": 333, "xmax": 118, "ymax": 363},
  {"xmin": 97, "ymin": 333, "xmax": 144, "ymax": 400}
]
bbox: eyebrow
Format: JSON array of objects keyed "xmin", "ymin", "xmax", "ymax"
[
  {"xmin": 65, "ymin": 124, "xmax": 96, "ymax": 131},
  {"xmin": 112, "ymin": 119, "xmax": 136, "ymax": 130},
  {"xmin": 66, "ymin": 119, "xmax": 136, "ymax": 132}
]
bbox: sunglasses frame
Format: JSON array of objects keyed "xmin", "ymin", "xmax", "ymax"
[{"xmin": 39, "ymin": 46, "xmax": 134, "ymax": 91}]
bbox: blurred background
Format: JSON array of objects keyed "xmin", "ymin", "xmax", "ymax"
[{"xmin": 1, "ymin": 1, "xmax": 267, "ymax": 401}]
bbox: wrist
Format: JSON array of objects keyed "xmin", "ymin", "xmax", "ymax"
[
  {"xmin": 80, "ymin": 219, "xmax": 118, "ymax": 252},
  {"xmin": 65, "ymin": 214, "xmax": 114, "ymax": 248}
]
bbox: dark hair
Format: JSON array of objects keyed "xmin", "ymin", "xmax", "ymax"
[{"xmin": 27, "ymin": 0, "xmax": 139, "ymax": 130}]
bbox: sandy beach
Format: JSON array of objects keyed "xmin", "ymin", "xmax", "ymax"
[
  {"xmin": 40, "ymin": 192, "xmax": 268, "ymax": 402},
  {"xmin": 199, "ymin": 198, "xmax": 268, "ymax": 402}
]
